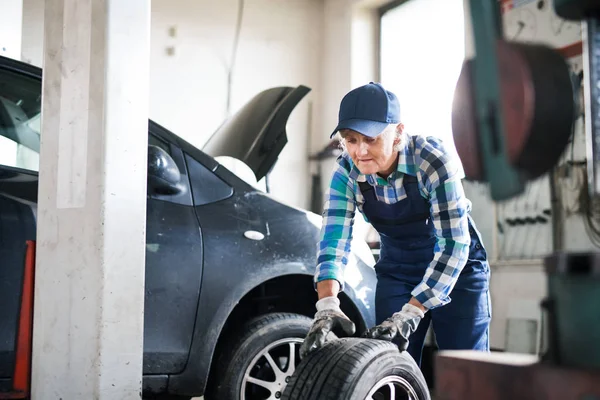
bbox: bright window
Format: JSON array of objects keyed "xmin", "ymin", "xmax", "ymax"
[
  {"xmin": 380, "ymin": 0, "xmax": 466, "ymax": 174},
  {"xmin": 0, "ymin": 68, "xmax": 41, "ymax": 171}
]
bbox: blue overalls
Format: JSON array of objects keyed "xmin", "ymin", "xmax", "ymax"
[{"xmin": 358, "ymin": 173, "xmax": 491, "ymax": 365}]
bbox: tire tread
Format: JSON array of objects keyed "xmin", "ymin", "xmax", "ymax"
[{"xmin": 282, "ymin": 338, "xmax": 430, "ymax": 400}]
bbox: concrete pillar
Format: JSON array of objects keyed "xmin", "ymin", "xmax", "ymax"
[
  {"xmin": 31, "ymin": 0, "xmax": 150, "ymax": 399},
  {"xmin": 320, "ymin": 0, "xmax": 353, "ymax": 154},
  {"xmin": 0, "ymin": 0, "xmax": 23, "ymax": 59}
]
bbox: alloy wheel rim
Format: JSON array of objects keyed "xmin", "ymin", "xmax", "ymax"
[
  {"xmin": 240, "ymin": 337, "xmax": 303, "ymax": 400},
  {"xmin": 366, "ymin": 375, "xmax": 419, "ymax": 400}
]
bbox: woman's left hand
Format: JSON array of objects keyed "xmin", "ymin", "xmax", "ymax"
[{"xmin": 362, "ymin": 303, "xmax": 425, "ymax": 350}]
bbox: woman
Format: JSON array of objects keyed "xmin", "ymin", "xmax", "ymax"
[{"xmin": 299, "ymin": 82, "xmax": 491, "ymax": 366}]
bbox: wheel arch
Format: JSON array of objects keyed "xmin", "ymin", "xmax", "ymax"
[
  {"xmin": 167, "ymin": 262, "xmax": 374, "ymax": 398},
  {"xmin": 205, "ymin": 274, "xmax": 369, "ymax": 394}
]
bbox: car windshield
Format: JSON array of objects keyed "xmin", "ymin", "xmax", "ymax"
[{"xmin": 0, "ymin": 68, "xmax": 42, "ymax": 172}]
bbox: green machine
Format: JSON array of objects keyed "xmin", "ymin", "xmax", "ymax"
[{"xmin": 452, "ymin": 0, "xmax": 600, "ymax": 370}]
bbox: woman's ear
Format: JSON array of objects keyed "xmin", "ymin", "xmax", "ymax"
[
  {"xmin": 393, "ymin": 123, "xmax": 404, "ymax": 147},
  {"xmin": 395, "ymin": 123, "xmax": 404, "ymax": 134}
]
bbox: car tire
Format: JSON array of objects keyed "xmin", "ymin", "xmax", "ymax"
[
  {"xmin": 281, "ymin": 337, "xmax": 431, "ymax": 400},
  {"xmin": 206, "ymin": 312, "xmax": 313, "ymax": 400}
]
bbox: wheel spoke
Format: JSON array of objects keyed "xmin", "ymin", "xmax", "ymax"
[
  {"xmin": 246, "ymin": 376, "xmax": 279, "ymax": 393},
  {"xmin": 241, "ymin": 337, "xmax": 304, "ymax": 400},
  {"xmin": 369, "ymin": 392, "xmax": 383, "ymax": 400},
  {"xmin": 286, "ymin": 343, "xmax": 296, "ymax": 375},
  {"xmin": 388, "ymin": 382, "xmax": 395, "ymax": 399},
  {"xmin": 366, "ymin": 376, "xmax": 418, "ymax": 400},
  {"xmin": 264, "ymin": 351, "xmax": 285, "ymax": 378}
]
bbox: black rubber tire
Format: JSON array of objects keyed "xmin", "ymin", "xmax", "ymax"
[
  {"xmin": 281, "ymin": 337, "xmax": 431, "ymax": 400},
  {"xmin": 205, "ymin": 312, "xmax": 313, "ymax": 400}
]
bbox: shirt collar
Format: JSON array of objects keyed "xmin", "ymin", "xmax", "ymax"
[{"xmin": 397, "ymin": 136, "xmax": 412, "ymax": 175}]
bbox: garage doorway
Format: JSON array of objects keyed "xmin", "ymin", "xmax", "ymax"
[
  {"xmin": 379, "ymin": 0, "xmax": 466, "ymax": 177},
  {"xmin": 379, "ymin": 0, "xmax": 468, "ymax": 390}
]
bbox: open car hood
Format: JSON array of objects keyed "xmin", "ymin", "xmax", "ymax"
[{"xmin": 202, "ymin": 85, "xmax": 311, "ymax": 181}]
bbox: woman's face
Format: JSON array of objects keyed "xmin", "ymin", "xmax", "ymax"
[{"xmin": 341, "ymin": 124, "xmax": 402, "ymax": 177}]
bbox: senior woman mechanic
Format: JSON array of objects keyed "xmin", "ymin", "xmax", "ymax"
[{"xmin": 299, "ymin": 82, "xmax": 491, "ymax": 365}]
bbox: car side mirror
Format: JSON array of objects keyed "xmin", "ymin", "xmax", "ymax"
[{"xmin": 147, "ymin": 145, "xmax": 183, "ymax": 195}]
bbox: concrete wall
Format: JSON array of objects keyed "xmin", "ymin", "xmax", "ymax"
[
  {"xmin": 12, "ymin": 0, "xmax": 393, "ymax": 213},
  {"xmin": 20, "ymin": 0, "xmax": 43, "ymax": 66},
  {"xmin": 17, "ymin": 0, "xmax": 326, "ymax": 210},
  {"xmin": 488, "ymin": 261, "xmax": 548, "ymax": 353},
  {"xmin": 149, "ymin": 0, "xmax": 324, "ymax": 208}
]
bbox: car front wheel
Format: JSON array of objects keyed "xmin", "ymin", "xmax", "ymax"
[{"xmin": 206, "ymin": 312, "xmax": 312, "ymax": 400}]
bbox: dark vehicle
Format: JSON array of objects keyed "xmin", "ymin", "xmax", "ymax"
[{"xmin": 0, "ymin": 55, "xmax": 377, "ymax": 400}]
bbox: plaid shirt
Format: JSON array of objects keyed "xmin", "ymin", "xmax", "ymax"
[{"xmin": 315, "ymin": 134, "xmax": 472, "ymax": 310}]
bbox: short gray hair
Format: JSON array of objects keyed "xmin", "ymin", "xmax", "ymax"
[{"xmin": 336, "ymin": 124, "xmax": 404, "ymax": 153}]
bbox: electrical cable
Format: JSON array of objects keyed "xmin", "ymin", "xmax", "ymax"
[
  {"xmin": 580, "ymin": 162, "xmax": 600, "ymax": 247},
  {"xmin": 507, "ymin": 182, "xmax": 533, "ymax": 259},
  {"xmin": 520, "ymin": 178, "xmax": 545, "ymax": 258},
  {"xmin": 583, "ymin": 213, "xmax": 600, "ymax": 248},
  {"xmin": 498, "ymin": 199, "xmax": 509, "ymax": 260},
  {"xmin": 517, "ymin": 180, "xmax": 535, "ymax": 258},
  {"xmin": 499, "ymin": 182, "xmax": 529, "ymax": 260},
  {"xmin": 561, "ymin": 164, "xmax": 583, "ymax": 214}
]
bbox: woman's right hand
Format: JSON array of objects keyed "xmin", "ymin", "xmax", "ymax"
[{"xmin": 299, "ymin": 296, "xmax": 355, "ymax": 359}]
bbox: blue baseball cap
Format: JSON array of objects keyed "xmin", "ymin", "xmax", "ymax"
[{"xmin": 330, "ymin": 82, "xmax": 400, "ymax": 139}]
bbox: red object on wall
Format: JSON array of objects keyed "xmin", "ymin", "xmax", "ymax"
[{"xmin": 0, "ymin": 241, "xmax": 36, "ymax": 400}]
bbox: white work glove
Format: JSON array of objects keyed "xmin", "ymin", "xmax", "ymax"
[
  {"xmin": 363, "ymin": 303, "xmax": 425, "ymax": 351},
  {"xmin": 299, "ymin": 296, "xmax": 356, "ymax": 359}
]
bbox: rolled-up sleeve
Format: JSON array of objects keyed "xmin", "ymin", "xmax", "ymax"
[{"xmin": 314, "ymin": 157, "xmax": 356, "ymax": 291}]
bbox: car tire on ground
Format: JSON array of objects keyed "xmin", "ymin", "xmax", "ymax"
[
  {"xmin": 205, "ymin": 312, "xmax": 313, "ymax": 400},
  {"xmin": 282, "ymin": 337, "xmax": 431, "ymax": 400}
]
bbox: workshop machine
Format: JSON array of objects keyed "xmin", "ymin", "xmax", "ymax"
[{"xmin": 438, "ymin": 0, "xmax": 600, "ymax": 398}]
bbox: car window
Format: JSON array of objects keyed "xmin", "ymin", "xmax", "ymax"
[
  {"xmin": 0, "ymin": 68, "xmax": 41, "ymax": 172},
  {"xmin": 185, "ymin": 153, "xmax": 233, "ymax": 206}
]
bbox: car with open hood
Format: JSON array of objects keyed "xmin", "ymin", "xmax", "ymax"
[{"xmin": 0, "ymin": 55, "xmax": 377, "ymax": 400}]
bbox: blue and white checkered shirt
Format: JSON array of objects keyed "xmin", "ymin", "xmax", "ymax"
[{"xmin": 315, "ymin": 134, "xmax": 472, "ymax": 310}]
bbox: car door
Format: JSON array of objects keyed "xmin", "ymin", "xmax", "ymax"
[
  {"xmin": 142, "ymin": 128, "xmax": 204, "ymax": 374},
  {"xmin": 0, "ymin": 59, "xmax": 41, "ymax": 395}
]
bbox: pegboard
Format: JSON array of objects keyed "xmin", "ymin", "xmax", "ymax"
[{"xmin": 501, "ymin": 0, "xmax": 582, "ymax": 51}]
